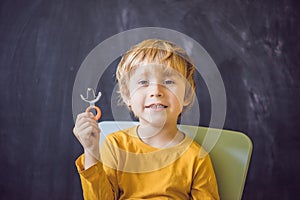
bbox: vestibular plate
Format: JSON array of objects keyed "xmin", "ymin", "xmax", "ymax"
[{"xmin": 80, "ymin": 88, "xmax": 102, "ymax": 121}]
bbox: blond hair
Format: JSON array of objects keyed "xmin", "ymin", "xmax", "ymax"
[{"xmin": 116, "ymin": 39, "xmax": 196, "ymax": 110}]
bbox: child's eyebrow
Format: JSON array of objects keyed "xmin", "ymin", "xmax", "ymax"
[
  {"xmin": 137, "ymin": 71, "xmax": 149, "ymax": 76},
  {"xmin": 162, "ymin": 68, "xmax": 180, "ymax": 77},
  {"xmin": 132, "ymin": 70, "xmax": 149, "ymax": 79},
  {"xmin": 162, "ymin": 70, "xmax": 174, "ymax": 76}
]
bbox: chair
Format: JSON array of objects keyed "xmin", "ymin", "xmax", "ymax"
[{"xmin": 98, "ymin": 121, "xmax": 253, "ymax": 200}]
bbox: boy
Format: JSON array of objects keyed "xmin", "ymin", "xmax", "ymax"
[{"xmin": 73, "ymin": 39, "xmax": 220, "ymax": 199}]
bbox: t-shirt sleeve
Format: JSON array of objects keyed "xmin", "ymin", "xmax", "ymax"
[
  {"xmin": 75, "ymin": 154, "xmax": 118, "ymax": 199},
  {"xmin": 190, "ymin": 152, "xmax": 220, "ymax": 200}
]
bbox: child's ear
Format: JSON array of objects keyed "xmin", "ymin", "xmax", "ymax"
[
  {"xmin": 183, "ymin": 96, "xmax": 192, "ymax": 106},
  {"xmin": 120, "ymin": 90, "xmax": 131, "ymax": 107},
  {"xmin": 124, "ymin": 97, "xmax": 132, "ymax": 108},
  {"xmin": 183, "ymin": 87, "xmax": 195, "ymax": 107},
  {"xmin": 127, "ymin": 101, "xmax": 132, "ymax": 108}
]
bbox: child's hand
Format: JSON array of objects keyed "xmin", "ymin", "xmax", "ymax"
[{"xmin": 73, "ymin": 112, "xmax": 100, "ymax": 165}]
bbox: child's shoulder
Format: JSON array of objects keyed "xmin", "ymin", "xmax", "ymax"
[
  {"xmin": 182, "ymin": 134, "xmax": 209, "ymax": 159},
  {"xmin": 104, "ymin": 126, "xmax": 137, "ymax": 147}
]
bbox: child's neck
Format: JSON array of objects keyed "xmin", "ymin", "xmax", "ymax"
[{"xmin": 137, "ymin": 122, "xmax": 185, "ymax": 148}]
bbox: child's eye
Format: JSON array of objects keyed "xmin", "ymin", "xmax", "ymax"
[
  {"xmin": 138, "ymin": 80, "xmax": 149, "ymax": 86},
  {"xmin": 164, "ymin": 80, "xmax": 175, "ymax": 85}
]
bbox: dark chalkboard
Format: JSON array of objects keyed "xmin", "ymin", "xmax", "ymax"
[{"xmin": 1, "ymin": 0, "xmax": 299, "ymax": 199}]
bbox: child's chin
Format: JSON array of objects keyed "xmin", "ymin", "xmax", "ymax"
[
  {"xmin": 138, "ymin": 111, "xmax": 168, "ymax": 127},
  {"xmin": 147, "ymin": 115, "xmax": 167, "ymax": 127},
  {"xmin": 149, "ymin": 120, "xmax": 166, "ymax": 128}
]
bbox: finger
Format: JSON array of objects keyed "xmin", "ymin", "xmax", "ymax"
[
  {"xmin": 78, "ymin": 121, "xmax": 98, "ymax": 130},
  {"xmin": 76, "ymin": 116, "xmax": 98, "ymax": 129},
  {"xmin": 78, "ymin": 126, "xmax": 100, "ymax": 143},
  {"xmin": 77, "ymin": 112, "xmax": 96, "ymax": 124},
  {"xmin": 78, "ymin": 121, "xmax": 100, "ymax": 133},
  {"xmin": 73, "ymin": 126, "xmax": 84, "ymax": 145},
  {"xmin": 75, "ymin": 112, "xmax": 94, "ymax": 124},
  {"xmin": 87, "ymin": 112, "xmax": 95, "ymax": 118},
  {"xmin": 73, "ymin": 126, "xmax": 78, "ymax": 136},
  {"xmin": 78, "ymin": 123, "xmax": 100, "ymax": 138},
  {"xmin": 75, "ymin": 112, "xmax": 89, "ymax": 123}
]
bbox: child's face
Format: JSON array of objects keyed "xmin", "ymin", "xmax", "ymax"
[{"xmin": 127, "ymin": 64, "xmax": 188, "ymax": 127}]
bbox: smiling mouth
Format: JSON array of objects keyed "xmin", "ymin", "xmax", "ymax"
[{"xmin": 145, "ymin": 104, "xmax": 168, "ymax": 109}]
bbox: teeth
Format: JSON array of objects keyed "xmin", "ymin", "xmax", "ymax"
[{"xmin": 150, "ymin": 104, "xmax": 165, "ymax": 109}]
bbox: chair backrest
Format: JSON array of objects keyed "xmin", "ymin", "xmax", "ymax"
[{"xmin": 98, "ymin": 121, "xmax": 253, "ymax": 200}]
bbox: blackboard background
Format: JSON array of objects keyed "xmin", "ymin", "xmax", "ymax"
[{"xmin": 1, "ymin": 0, "xmax": 299, "ymax": 199}]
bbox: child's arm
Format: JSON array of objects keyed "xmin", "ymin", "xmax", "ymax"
[
  {"xmin": 190, "ymin": 153, "xmax": 220, "ymax": 200},
  {"xmin": 73, "ymin": 112, "xmax": 117, "ymax": 199},
  {"xmin": 75, "ymin": 154, "xmax": 116, "ymax": 199}
]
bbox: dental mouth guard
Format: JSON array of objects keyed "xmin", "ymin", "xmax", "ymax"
[{"xmin": 80, "ymin": 88, "xmax": 102, "ymax": 121}]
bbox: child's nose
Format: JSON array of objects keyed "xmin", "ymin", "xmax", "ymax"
[{"xmin": 148, "ymin": 83, "xmax": 164, "ymax": 97}]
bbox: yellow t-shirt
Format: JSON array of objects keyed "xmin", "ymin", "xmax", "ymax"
[{"xmin": 76, "ymin": 126, "xmax": 220, "ymax": 200}]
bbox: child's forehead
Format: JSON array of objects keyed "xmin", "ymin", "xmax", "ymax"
[{"xmin": 131, "ymin": 63, "xmax": 181, "ymax": 77}]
